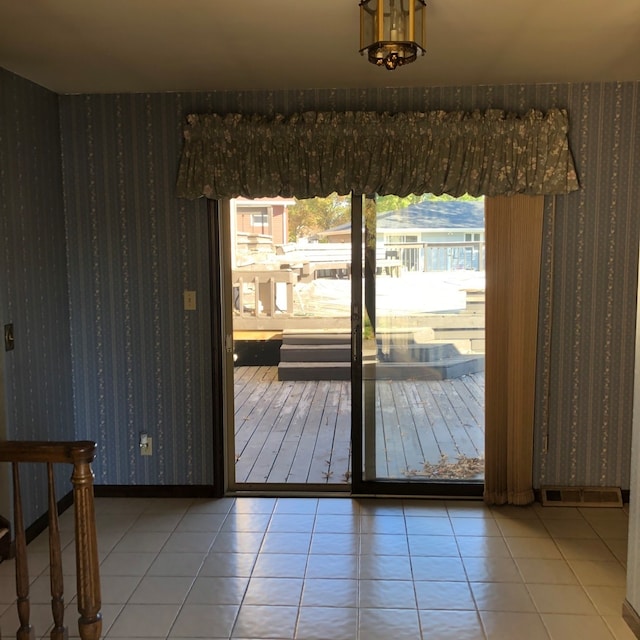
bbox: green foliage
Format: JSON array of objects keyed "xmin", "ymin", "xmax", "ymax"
[
  {"xmin": 376, "ymin": 192, "xmax": 482, "ymax": 213},
  {"xmin": 425, "ymin": 193, "xmax": 482, "ymax": 202},
  {"xmin": 364, "ymin": 197, "xmax": 377, "ymax": 249},
  {"xmin": 287, "ymin": 193, "xmax": 351, "ymax": 241},
  {"xmin": 287, "ymin": 192, "xmax": 484, "ymax": 241},
  {"xmin": 375, "ymin": 193, "xmax": 428, "ymax": 213},
  {"xmin": 363, "ymin": 312, "xmax": 374, "ymax": 340}
]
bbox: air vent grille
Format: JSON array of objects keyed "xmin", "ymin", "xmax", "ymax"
[{"xmin": 540, "ymin": 486, "xmax": 622, "ymax": 508}]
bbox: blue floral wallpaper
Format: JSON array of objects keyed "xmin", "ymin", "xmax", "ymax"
[
  {"xmin": 59, "ymin": 94, "xmax": 213, "ymax": 485},
  {"xmin": 0, "ymin": 68, "xmax": 75, "ymax": 523},
  {"xmin": 2, "ymin": 66, "xmax": 640, "ymax": 505},
  {"xmin": 60, "ymin": 83, "xmax": 640, "ymax": 490},
  {"xmin": 536, "ymin": 83, "xmax": 640, "ymax": 488}
]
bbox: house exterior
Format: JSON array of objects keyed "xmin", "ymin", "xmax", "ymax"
[
  {"xmin": 233, "ymin": 197, "xmax": 294, "ymax": 246},
  {"xmin": 318, "ymin": 198, "xmax": 485, "ymax": 271},
  {"xmin": 230, "ymin": 197, "xmax": 296, "ymax": 268}
]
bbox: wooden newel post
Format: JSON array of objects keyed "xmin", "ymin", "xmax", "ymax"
[{"xmin": 70, "ymin": 447, "xmax": 102, "ymax": 640}]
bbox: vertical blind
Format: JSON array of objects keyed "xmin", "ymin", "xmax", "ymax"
[{"xmin": 484, "ymin": 195, "xmax": 545, "ymax": 505}]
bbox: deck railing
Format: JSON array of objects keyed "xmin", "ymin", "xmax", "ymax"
[
  {"xmin": 231, "ymin": 241, "xmax": 485, "ymax": 323},
  {"xmin": 0, "ymin": 441, "xmax": 102, "ymax": 640}
]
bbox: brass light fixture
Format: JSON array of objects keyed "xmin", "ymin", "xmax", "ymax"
[{"xmin": 359, "ymin": 0, "xmax": 426, "ymax": 70}]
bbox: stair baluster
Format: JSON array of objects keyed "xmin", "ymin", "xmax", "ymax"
[
  {"xmin": 0, "ymin": 441, "xmax": 102, "ymax": 640},
  {"xmin": 47, "ymin": 462, "xmax": 65, "ymax": 640},
  {"xmin": 12, "ymin": 463, "xmax": 33, "ymax": 640}
]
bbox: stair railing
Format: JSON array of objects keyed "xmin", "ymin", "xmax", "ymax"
[{"xmin": 0, "ymin": 441, "xmax": 102, "ymax": 640}]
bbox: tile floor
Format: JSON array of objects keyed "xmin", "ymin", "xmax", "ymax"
[{"xmin": 0, "ymin": 496, "xmax": 634, "ymax": 639}]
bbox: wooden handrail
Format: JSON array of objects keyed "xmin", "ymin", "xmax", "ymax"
[{"xmin": 0, "ymin": 441, "xmax": 102, "ymax": 640}]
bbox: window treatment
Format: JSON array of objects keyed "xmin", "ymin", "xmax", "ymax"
[
  {"xmin": 177, "ymin": 107, "xmax": 577, "ymax": 505},
  {"xmin": 484, "ymin": 195, "xmax": 544, "ymax": 505},
  {"xmin": 176, "ymin": 109, "xmax": 578, "ymax": 200}
]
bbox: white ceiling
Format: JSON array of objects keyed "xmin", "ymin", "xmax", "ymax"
[{"xmin": 1, "ymin": 1, "xmax": 640, "ymax": 94}]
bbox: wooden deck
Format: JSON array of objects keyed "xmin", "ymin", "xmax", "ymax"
[{"xmin": 233, "ymin": 366, "xmax": 485, "ymax": 485}]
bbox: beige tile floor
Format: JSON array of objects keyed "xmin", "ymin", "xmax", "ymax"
[{"xmin": 0, "ymin": 496, "xmax": 634, "ymax": 639}]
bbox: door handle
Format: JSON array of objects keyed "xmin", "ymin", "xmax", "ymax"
[
  {"xmin": 4, "ymin": 324, "xmax": 14, "ymax": 351},
  {"xmin": 351, "ymin": 320, "xmax": 361, "ymax": 362}
]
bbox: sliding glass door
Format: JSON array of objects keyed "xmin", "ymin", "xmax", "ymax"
[
  {"xmin": 215, "ymin": 194, "xmax": 485, "ymax": 496},
  {"xmin": 351, "ymin": 194, "xmax": 485, "ymax": 496},
  {"xmin": 219, "ymin": 197, "xmax": 353, "ymax": 491}
]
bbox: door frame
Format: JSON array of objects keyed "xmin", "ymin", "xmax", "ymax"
[
  {"xmin": 208, "ymin": 198, "xmax": 228, "ymax": 497},
  {"xmin": 216, "ymin": 198, "xmax": 352, "ymax": 493},
  {"xmin": 211, "ymin": 194, "xmax": 484, "ymax": 497}
]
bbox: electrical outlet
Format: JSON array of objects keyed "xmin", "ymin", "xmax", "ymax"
[{"xmin": 140, "ymin": 433, "xmax": 153, "ymax": 456}]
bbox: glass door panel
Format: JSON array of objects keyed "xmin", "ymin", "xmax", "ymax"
[
  {"xmin": 222, "ymin": 196, "xmax": 353, "ymax": 490},
  {"xmin": 359, "ymin": 194, "xmax": 486, "ymax": 487}
]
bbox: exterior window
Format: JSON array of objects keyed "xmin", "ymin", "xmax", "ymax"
[
  {"xmin": 251, "ymin": 213, "xmax": 269, "ymax": 227},
  {"xmin": 236, "ymin": 206, "xmax": 271, "ymax": 234},
  {"xmin": 388, "ymin": 234, "xmax": 418, "ymax": 243}
]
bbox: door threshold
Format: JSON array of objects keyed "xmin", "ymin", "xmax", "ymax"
[
  {"xmin": 225, "ymin": 483, "xmax": 484, "ymax": 500},
  {"xmin": 226, "ymin": 483, "xmax": 352, "ymax": 497}
]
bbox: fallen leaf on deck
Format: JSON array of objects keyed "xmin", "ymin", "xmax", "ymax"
[{"xmin": 406, "ymin": 454, "xmax": 484, "ymax": 479}]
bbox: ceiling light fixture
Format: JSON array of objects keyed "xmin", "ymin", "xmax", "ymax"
[{"xmin": 359, "ymin": 0, "xmax": 426, "ymax": 70}]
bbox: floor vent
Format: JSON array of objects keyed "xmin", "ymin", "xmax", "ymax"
[{"xmin": 540, "ymin": 486, "xmax": 623, "ymax": 508}]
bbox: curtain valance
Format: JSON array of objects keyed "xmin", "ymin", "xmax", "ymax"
[{"xmin": 176, "ymin": 109, "xmax": 579, "ymax": 200}]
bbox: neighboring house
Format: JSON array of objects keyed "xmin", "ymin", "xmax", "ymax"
[
  {"xmin": 231, "ymin": 197, "xmax": 296, "ymax": 267},
  {"xmin": 233, "ymin": 197, "xmax": 294, "ymax": 246},
  {"xmin": 319, "ymin": 199, "xmax": 485, "ymax": 271}
]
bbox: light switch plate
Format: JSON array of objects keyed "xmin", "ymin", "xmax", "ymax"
[{"xmin": 183, "ymin": 290, "xmax": 197, "ymax": 311}]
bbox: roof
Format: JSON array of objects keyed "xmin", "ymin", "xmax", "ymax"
[{"xmin": 378, "ymin": 199, "xmax": 485, "ymax": 231}]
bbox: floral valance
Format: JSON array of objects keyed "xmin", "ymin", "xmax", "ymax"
[{"xmin": 176, "ymin": 109, "xmax": 579, "ymax": 200}]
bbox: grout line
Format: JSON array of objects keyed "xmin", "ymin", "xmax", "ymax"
[{"xmin": 1, "ymin": 497, "xmax": 631, "ymax": 640}]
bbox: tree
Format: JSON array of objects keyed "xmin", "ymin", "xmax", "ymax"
[
  {"xmin": 375, "ymin": 192, "xmax": 482, "ymax": 213},
  {"xmin": 287, "ymin": 192, "xmax": 484, "ymax": 241},
  {"xmin": 375, "ymin": 193, "xmax": 429, "ymax": 213},
  {"xmin": 287, "ymin": 193, "xmax": 351, "ymax": 241},
  {"xmin": 425, "ymin": 193, "xmax": 482, "ymax": 202}
]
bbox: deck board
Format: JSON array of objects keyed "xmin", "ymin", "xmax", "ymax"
[
  {"xmin": 404, "ymin": 380, "xmax": 443, "ymax": 472},
  {"xmin": 235, "ymin": 379, "xmax": 296, "ymax": 482},
  {"xmin": 332, "ymin": 382, "xmax": 352, "ymax": 480},
  {"xmin": 307, "ymin": 381, "xmax": 343, "ymax": 482},
  {"xmin": 268, "ymin": 381, "xmax": 318, "ymax": 483},
  {"xmin": 392, "ymin": 381, "xmax": 428, "ymax": 473},
  {"xmin": 381, "ymin": 383, "xmax": 405, "ymax": 474},
  {"xmin": 233, "ymin": 367, "xmax": 484, "ymax": 485},
  {"xmin": 285, "ymin": 381, "xmax": 332, "ymax": 483},
  {"xmin": 412, "ymin": 382, "xmax": 461, "ymax": 461}
]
